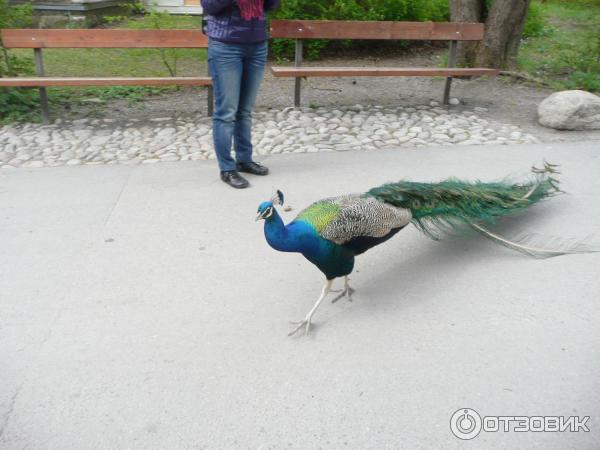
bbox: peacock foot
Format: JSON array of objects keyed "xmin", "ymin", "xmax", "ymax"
[
  {"xmin": 331, "ymin": 286, "xmax": 354, "ymax": 303},
  {"xmin": 288, "ymin": 317, "xmax": 312, "ymax": 336},
  {"xmin": 287, "ymin": 279, "xmax": 333, "ymax": 337},
  {"xmin": 332, "ymin": 277, "xmax": 355, "ymax": 303}
]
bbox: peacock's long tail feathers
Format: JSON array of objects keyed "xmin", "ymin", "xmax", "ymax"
[
  {"xmin": 471, "ymin": 224, "xmax": 597, "ymax": 258},
  {"xmin": 367, "ymin": 162, "xmax": 597, "ymax": 258},
  {"xmin": 368, "ymin": 162, "xmax": 561, "ymax": 239}
]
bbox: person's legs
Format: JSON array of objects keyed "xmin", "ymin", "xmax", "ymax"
[
  {"xmin": 208, "ymin": 39, "xmax": 243, "ymax": 172},
  {"xmin": 233, "ymin": 40, "xmax": 268, "ymax": 164}
]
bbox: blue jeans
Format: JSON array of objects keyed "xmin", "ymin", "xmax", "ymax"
[{"xmin": 208, "ymin": 39, "xmax": 267, "ymax": 172}]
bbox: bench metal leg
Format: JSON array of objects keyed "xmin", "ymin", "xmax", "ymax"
[
  {"xmin": 294, "ymin": 78, "xmax": 301, "ymax": 107},
  {"xmin": 34, "ymin": 48, "xmax": 50, "ymax": 123},
  {"xmin": 443, "ymin": 40, "xmax": 458, "ymax": 105},
  {"xmin": 38, "ymin": 88, "xmax": 50, "ymax": 124},
  {"xmin": 294, "ymin": 39, "xmax": 303, "ymax": 107},
  {"xmin": 443, "ymin": 77, "xmax": 453, "ymax": 105}
]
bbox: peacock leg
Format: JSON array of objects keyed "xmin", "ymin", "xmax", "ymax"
[
  {"xmin": 331, "ymin": 276, "xmax": 355, "ymax": 303},
  {"xmin": 289, "ymin": 279, "xmax": 334, "ymax": 336}
]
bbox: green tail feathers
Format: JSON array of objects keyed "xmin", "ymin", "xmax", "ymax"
[
  {"xmin": 367, "ymin": 162, "xmax": 561, "ymax": 240},
  {"xmin": 366, "ymin": 162, "xmax": 596, "ymax": 258}
]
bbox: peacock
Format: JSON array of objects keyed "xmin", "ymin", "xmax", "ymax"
[{"xmin": 256, "ymin": 163, "xmax": 595, "ymax": 336}]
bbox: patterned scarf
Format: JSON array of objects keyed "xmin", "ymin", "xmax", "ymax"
[{"xmin": 236, "ymin": 0, "xmax": 264, "ymax": 20}]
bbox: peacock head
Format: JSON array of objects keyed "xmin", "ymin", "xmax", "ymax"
[
  {"xmin": 256, "ymin": 201, "xmax": 275, "ymax": 221},
  {"xmin": 256, "ymin": 190, "xmax": 284, "ymax": 221}
]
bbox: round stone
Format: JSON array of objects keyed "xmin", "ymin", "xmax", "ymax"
[{"xmin": 538, "ymin": 90, "xmax": 600, "ymax": 130}]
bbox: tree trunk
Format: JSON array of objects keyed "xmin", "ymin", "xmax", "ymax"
[
  {"xmin": 449, "ymin": 0, "xmax": 484, "ymax": 66},
  {"xmin": 475, "ymin": 0, "xmax": 532, "ymax": 69}
]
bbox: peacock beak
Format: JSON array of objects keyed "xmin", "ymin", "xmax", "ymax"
[{"xmin": 255, "ymin": 211, "xmax": 264, "ymax": 221}]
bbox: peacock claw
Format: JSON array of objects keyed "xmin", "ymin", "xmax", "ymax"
[
  {"xmin": 331, "ymin": 286, "xmax": 355, "ymax": 303},
  {"xmin": 288, "ymin": 319, "xmax": 311, "ymax": 336},
  {"xmin": 288, "ymin": 279, "xmax": 333, "ymax": 337}
]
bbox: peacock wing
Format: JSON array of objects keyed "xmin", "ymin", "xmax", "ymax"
[{"xmin": 296, "ymin": 195, "xmax": 411, "ymax": 245}]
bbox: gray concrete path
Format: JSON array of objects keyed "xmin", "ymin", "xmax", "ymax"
[{"xmin": 1, "ymin": 142, "xmax": 599, "ymax": 449}]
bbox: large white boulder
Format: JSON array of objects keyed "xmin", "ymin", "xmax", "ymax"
[{"xmin": 537, "ymin": 90, "xmax": 600, "ymax": 130}]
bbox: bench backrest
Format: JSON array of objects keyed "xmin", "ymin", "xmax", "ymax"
[
  {"xmin": 270, "ymin": 20, "xmax": 484, "ymax": 41},
  {"xmin": 1, "ymin": 22, "xmax": 483, "ymax": 48},
  {"xmin": 0, "ymin": 29, "xmax": 209, "ymax": 48}
]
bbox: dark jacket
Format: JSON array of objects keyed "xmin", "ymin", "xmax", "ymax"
[{"xmin": 201, "ymin": 0, "xmax": 280, "ymax": 43}]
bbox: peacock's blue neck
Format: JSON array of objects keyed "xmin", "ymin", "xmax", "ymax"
[
  {"xmin": 263, "ymin": 211, "xmax": 323, "ymax": 254},
  {"xmin": 263, "ymin": 211, "xmax": 299, "ymax": 253},
  {"xmin": 262, "ymin": 210, "xmax": 355, "ymax": 279}
]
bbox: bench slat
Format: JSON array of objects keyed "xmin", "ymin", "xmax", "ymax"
[
  {"xmin": 271, "ymin": 67, "xmax": 500, "ymax": 77},
  {"xmin": 270, "ymin": 20, "xmax": 485, "ymax": 41},
  {"xmin": 0, "ymin": 77, "xmax": 212, "ymax": 87},
  {"xmin": 0, "ymin": 29, "xmax": 209, "ymax": 49}
]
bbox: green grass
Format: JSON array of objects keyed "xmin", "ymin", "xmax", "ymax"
[
  {"xmin": 122, "ymin": 12, "xmax": 201, "ymax": 29},
  {"xmin": 518, "ymin": 0, "xmax": 600, "ymax": 92},
  {"xmin": 13, "ymin": 14, "xmax": 206, "ymax": 77},
  {"xmin": 6, "ymin": 14, "xmax": 207, "ymax": 121},
  {"xmin": 18, "ymin": 47, "xmax": 206, "ymax": 77}
]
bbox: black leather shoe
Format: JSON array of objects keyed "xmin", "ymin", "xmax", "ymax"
[
  {"xmin": 220, "ymin": 170, "xmax": 249, "ymax": 189},
  {"xmin": 236, "ymin": 161, "xmax": 269, "ymax": 176}
]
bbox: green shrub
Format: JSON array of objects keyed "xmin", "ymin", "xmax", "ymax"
[
  {"xmin": 0, "ymin": 86, "xmax": 38, "ymax": 122},
  {"xmin": 76, "ymin": 85, "xmax": 165, "ymax": 102},
  {"xmin": 0, "ymin": 0, "xmax": 38, "ymax": 122},
  {"xmin": 523, "ymin": 2, "xmax": 547, "ymax": 38},
  {"xmin": 518, "ymin": 1, "xmax": 600, "ymax": 93},
  {"xmin": 0, "ymin": 0, "xmax": 34, "ymax": 77},
  {"xmin": 567, "ymin": 71, "xmax": 600, "ymax": 92},
  {"xmin": 270, "ymin": 0, "xmax": 449, "ymax": 60},
  {"xmin": 565, "ymin": 27, "xmax": 600, "ymax": 91}
]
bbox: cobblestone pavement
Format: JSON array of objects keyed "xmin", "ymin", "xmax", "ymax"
[{"xmin": 0, "ymin": 102, "xmax": 540, "ymax": 169}]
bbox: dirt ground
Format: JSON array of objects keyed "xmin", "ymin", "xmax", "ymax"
[{"xmin": 65, "ymin": 49, "xmax": 600, "ymax": 142}]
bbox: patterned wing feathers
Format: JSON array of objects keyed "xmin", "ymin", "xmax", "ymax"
[{"xmin": 297, "ymin": 195, "xmax": 411, "ymax": 245}]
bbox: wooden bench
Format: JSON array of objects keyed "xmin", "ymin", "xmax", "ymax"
[
  {"xmin": 269, "ymin": 20, "xmax": 500, "ymax": 107},
  {"xmin": 0, "ymin": 29, "xmax": 213, "ymax": 122}
]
